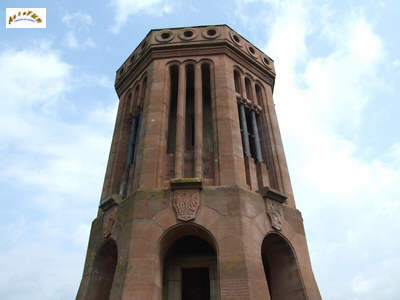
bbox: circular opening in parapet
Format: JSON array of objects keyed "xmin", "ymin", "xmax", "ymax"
[
  {"xmin": 233, "ymin": 35, "xmax": 240, "ymax": 43},
  {"xmin": 207, "ymin": 29, "xmax": 216, "ymax": 36},
  {"xmin": 249, "ymin": 46, "xmax": 255, "ymax": 54},
  {"xmin": 119, "ymin": 68, "xmax": 124, "ymax": 75},
  {"xmin": 141, "ymin": 41, "xmax": 147, "ymax": 49},
  {"xmin": 263, "ymin": 57, "xmax": 269, "ymax": 65},
  {"xmin": 161, "ymin": 32, "xmax": 170, "ymax": 39},
  {"xmin": 184, "ymin": 30, "xmax": 193, "ymax": 38},
  {"xmin": 130, "ymin": 54, "xmax": 135, "ymax": 63}
]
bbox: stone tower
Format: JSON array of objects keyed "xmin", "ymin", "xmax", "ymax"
[{"xmin": 76, "ymin": 25, "xmax": 321, "ymax": 300}]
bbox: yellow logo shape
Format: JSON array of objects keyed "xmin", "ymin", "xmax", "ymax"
[{"xmin": 8, "ymin": 10, "xmax": 42, "ymax": 25}]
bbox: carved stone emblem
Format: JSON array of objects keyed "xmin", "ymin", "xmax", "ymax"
[
  {"xmin": 103, "ymin": 206, "xmax": 117, "ymax": 238},
  {"xmin": 266, "ymin": 200, "xmax": 283, "ymax": 231},
  {"xmin": 173, "ymin": 189, "xmax": 201, "ymax": 221}
]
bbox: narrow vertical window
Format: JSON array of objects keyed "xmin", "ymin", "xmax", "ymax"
[
  {"xmin": 167, "ymin": 65, "xmax": 179, "ymax": 153},
  {"xmin": 234, "ymin": 70, "xmax": 241, "ymax": 94},
  {"xmin": 185, "ymin": 64, "xmax": 195, "ymax": 151},
  {"xmin": 237, "ymin": 103, "xmax": 251, "ymax": 158},
  {"xmin": 140, "ymin": 77, "xmax": 147, "ymax": 107},
  {"xmin": 255, "ymin": 84, "xmax": 263, "ymax": 106},
  {"xmin": 245, "ymin": 77, "xmax": 253, "ymax": 100},
  {"xmin": 120, "ymin": 79, "xmax": 146, "ymax": 197},
  {"xmin": 202, "ymin": 63, "xmax": 213, "ymax": 152},
  {"xmin": 245, "ymin": 108, "xmax": 256, "ymax": 158}
]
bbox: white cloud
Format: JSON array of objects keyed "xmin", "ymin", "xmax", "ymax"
[
  {"xmin": 62, "ymin": 11, "xmax": 93, "ymax": 28},
  {"xmin": 64, "ymin": 31, "xmax": 96, "ymax": 49},
  {"xmin": 0, "ymin": 45, "xmax": 116, "ymax": 299},
  {"xmin": 236, "ymin": 0, "xmax": 400, "ymax": 299},
  {"xmin": 62, "ymin": 11, "xmax": 96, "ymax": 50},
  {"xmin": 109, "ymin": 0, "xmax": 174, "ymax": 33},
  {"xmin": 64, "ymin": 31, "xmax": 79, "ymax": 49}
]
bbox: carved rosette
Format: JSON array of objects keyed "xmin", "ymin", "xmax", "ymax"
[
  {"xmin": 266, "ymin": 200, "xmax": 283, "ymax": 231},
  {"xmin": 173, "ymin": 189, "xmax": 201, "ymax": 221}
]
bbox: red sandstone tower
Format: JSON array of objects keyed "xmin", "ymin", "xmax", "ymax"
[{"xmin": 76, "ymin": 25, "xmax": 321, "ymax": 300}]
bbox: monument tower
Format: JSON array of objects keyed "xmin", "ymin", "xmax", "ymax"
[{"xmin": 76, "ymin": 25, "xmax": 321, "ymax": 300}]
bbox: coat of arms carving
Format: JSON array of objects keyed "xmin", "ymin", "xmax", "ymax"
[
  {"xmin": 173, "ymin": 189, "xmax": 201, "ymax": 221},
  {"xmin": 103, "ymin": 206, "xmax": 117, "ymax": 238},
  {"xmin": 266, "ymin": 200, "xmax": 283, "ymax": 231}
]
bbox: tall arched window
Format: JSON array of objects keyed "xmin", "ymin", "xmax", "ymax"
[
  {"xmin": 261, "ymin": 234, "xmax": 306, "ymax": 300},
  {"xmin": 87, "ymin": 239, "xmax": 118, "ymax": 300}
]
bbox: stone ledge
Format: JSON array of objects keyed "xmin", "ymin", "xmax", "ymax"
[
  {"xmin": 170, "ymin": 177, "xmax": 203, "ymax": 190},
  {"xmin": 258, "ymin": 186, "xmax": 287, "ymax": 203}
]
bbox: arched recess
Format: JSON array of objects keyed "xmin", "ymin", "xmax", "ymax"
[
  {"xmin": 87, "ymin": 239, "xmax": 118, "ymax": 300},
  {"xmin": 160, "ymin": 224, "xmax": 220, "ymax": 300},
  {"xmin": 261, "ymin": 233, "xmax": 306, "ymax": 300}
]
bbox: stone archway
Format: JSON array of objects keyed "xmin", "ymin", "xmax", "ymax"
[
  {"xmin": 261, "ymin": 233, "xmax": 306, "ymax": 300},
  {"xmin": 160, "ymin": 224, "xmax": 219, "ymax": 300},
  {"xmin": 87, "ymin": 239, "xmax": 118, "ymax": 300}
]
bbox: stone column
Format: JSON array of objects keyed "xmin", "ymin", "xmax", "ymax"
[
  {"xmin": 175, "ymin": 63, "xmax": 186, "ymax": 178},
  {"xmin": 194, "ymin": 63, "xmax": 203, "ymax": 178},
  {"xmin": 250, "ymin": 110, "xmax": 263, "ymax": 162}
]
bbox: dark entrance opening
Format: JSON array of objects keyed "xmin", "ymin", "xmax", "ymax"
[
  {"xmin": 161, "ymin": 228, "xmax": 219, "ymax": 300},
  {"xmin": 182, "ymin": 268, "xmax": 210, "ymax": 300}
]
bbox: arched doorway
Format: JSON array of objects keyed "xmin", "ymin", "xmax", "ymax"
[
  {"xmin": 160, "ymin": 224, "xmax": 219, "ymax": 300},
  {"xmin": 261, "ymin": 233, "xmax": 306, "ymax": 300},
  {"xmin": 87, "ymin": 239, "xmax": 118, "ymax": 300}
]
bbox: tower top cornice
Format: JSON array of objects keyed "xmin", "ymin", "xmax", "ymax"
[{"xmin": 115, "ymin": 24, "xmax": 275, "ymax": 96}]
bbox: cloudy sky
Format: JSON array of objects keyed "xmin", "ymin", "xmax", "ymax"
[{"xmin": 1, "ymin": 0, "xmax": 399, "ymax": 299}]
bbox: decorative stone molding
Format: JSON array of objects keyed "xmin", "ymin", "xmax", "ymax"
[
  {"xmin": 170, "ymin": 177, "xmax": 202, "ymax": 190},
  {"xmin": 246, "ymin": 44, "xmax": 258, "ymax": 58},
  {"xmin": 99, "ymin": 194, "xmax": 120, "ymax": 211},
  {"xmin": 252, "ymin": 103, "xmax": 263, "ymax": 113},
  {"xmin": 155, "ymin": 30, "xmax": 175, "ymax": 43},
  {"xmin": 259, "ymin": 186, "xmax": 287, "ymax": 203},
  {"xmin": 115, "ymin": 25, "xmax": 276, "ymax": 95},
  {"xmin": 202, "ymin": 27, "xmax": 220, "ymax": 39},
  {"xmin": 178, "ymin": 28, "xmax": 197, "ymax": 41},
  {"xmin": 170, "ymin": 178, "xmax": 202, "ymax": 221},
  {"xmin": 229, "ymin": 30, "xmax": 243, "ymax": 46},
  {"xmin": 236, "ymin": 96, "xmax": 263, "ymax": 113}
]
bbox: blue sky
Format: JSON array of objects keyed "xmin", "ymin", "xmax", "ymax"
[{"xmin": 1, "ymin": 0, "xmax": 399, "ymax": 299}]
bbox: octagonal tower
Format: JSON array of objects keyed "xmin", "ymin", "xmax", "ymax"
[{"xmin": 76, "ymin": 25, "xmax": 321, "ymax": 300}]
